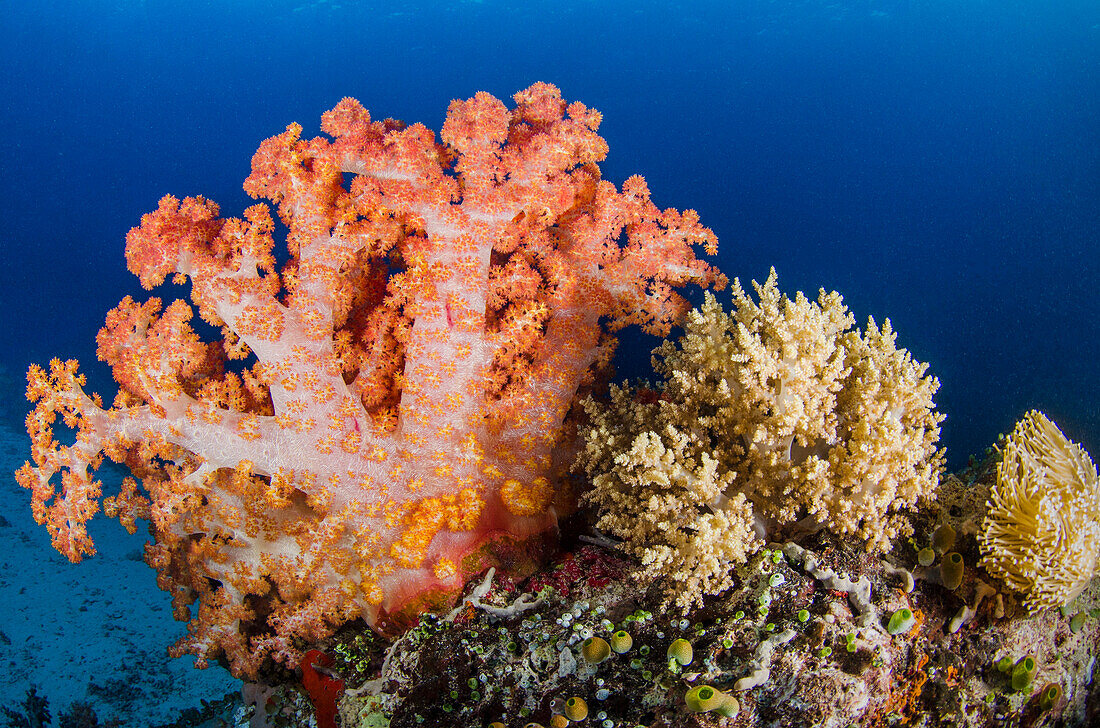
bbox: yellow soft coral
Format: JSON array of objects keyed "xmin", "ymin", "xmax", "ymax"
[
  {"xmin": 978, "ymin": 410, "xmax": 1100, "ymax": 611},
  {"xmin": 576, "ymin": 269, "xmax": 944, "ymax": 609}
]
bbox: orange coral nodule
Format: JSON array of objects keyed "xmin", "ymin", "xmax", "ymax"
[
  {"xmin": 360, "ymin": 579, "xmax": 384, "ymax": 606},
  {"xmin": 237, "ymin": 413, "xmax": 263, "ymax": 441},
  {"xmin": 501, "ymin": 476, "xmax": 553, "ymax": 517},
  {"xmin": 340, "ymin": 430, "xmax": 362, "ymax": 455},
  {"xmin": 390, "ymin": 490, "xmax": 486, "ymax": 568},
  {"xmin": 390, "ymin": 499, "xmax": 445, "ymax": 568},
  {"xmin": 434, "ymin": 557, "xmax": 458, "ymax": 581},
  {"xmin": 235, "ymin": 304, "xmax": 285, "ymax": 340},
  {"xmin": 444, "ymin": 488, "xmax": 485, "ymax": 530}
]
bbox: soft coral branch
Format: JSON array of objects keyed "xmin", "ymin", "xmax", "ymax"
[{"xmin": 17, "ymin": 83, "xmax": 725, "ymax": 677}]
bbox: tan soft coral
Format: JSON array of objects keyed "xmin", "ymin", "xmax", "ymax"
[
  {"xmin": 577, "ymin": 395, "xmax": 760, "ymax": 610},
  {"xmin": 576, "ymin": 269, "xmax": 945, "ymax": 609},
  {"xmin": 978, "ymin": 410, "xmax": 1100, "ymax": 611}
]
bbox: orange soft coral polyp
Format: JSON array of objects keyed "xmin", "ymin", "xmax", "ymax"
[{"xmin": 15, "ymin": 83, "xmax": 725, "ymax": 678}]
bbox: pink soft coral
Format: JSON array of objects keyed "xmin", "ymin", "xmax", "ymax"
[{"xmin": 16, "ymin": 83, "xmax": 724, "ymax": 677}]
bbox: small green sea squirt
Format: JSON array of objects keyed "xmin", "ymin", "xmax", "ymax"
[
  {"xmin": 685, "ymin": 685, "xmax": 740, "ymax": 717},
  {"xmin": 887, "ymin": 607, "xmax": 916, "ymax": 635}
]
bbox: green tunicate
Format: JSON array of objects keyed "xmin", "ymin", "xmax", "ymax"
[
  {"xmin": 932, "ymin": 523, "xmax": 956, "ymax": 554},
  {"xmin": 1011, "ymin": 656, "xmax": 1038, "ymax": 692},
  {"xmin": 917, "ymin": 547, "xmax": 936, "ymax": 567},
  {"xmin": 797, "ymin": 609, "xmax": 810, "ymax": 622},
  {"xmin": 564, "ymin": 697, "xmax": 589, "ymax": 722},
  {"xmin": 887, "ymin": 608, "xmax": 916, "ymax": 635},
  {"xmin": 941, "ymin": 552, "xmax": 965, "ymax": 590},
  {"xmin": 582, "ymin": 636, "xmax": 611, "ymax": 664},
  {"xmin": 1070, "ymin": 612, "xmax": 1087, "ymax": 633},
  {"xmin": 610, "ymin": 630, "xmax": 633, "ymax": 654},
  {"xmin": 1039, "ymin": 683, "xmax": 1062, "ymax": 711},
  {"xmin": 685, "ymin": 685, "xmax": 722, "ymax": 712},
  {"xmin": 667, "ymin": 637, "xmax": 693, "ymax": 665},
  {"xmin": 685, "ymin": 685, "xmax": 740, "ymax": 718}
]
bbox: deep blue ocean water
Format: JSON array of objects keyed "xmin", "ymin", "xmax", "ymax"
[{"xmin": 0, "ymin": 0, "xmax": 1096, "ymax": 723}]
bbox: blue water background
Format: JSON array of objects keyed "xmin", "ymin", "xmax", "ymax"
[
  {"xmin": 3, "ymin": 0, "xmax": 1098, "ymax": 465},
  {"xmin": 0, "ymin": 0, "xmax": 1096, "ymax": 720}
]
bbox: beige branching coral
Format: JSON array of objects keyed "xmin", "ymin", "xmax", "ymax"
[
  {"xmin": 978, "ymin": 410, "xmax": 1100, "ymax": 611},
  {"xmin": 576, "ymin": 269, "xmax": 945, "ymax": 609},
  {"xmin": 576, "ymin": 400, "xmax": 761, "ymax": 610}
]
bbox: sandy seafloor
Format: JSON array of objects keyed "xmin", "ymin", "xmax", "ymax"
[{"xmin": 0, "ymin": 391, "xmax": 241, "ymax": 726}]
